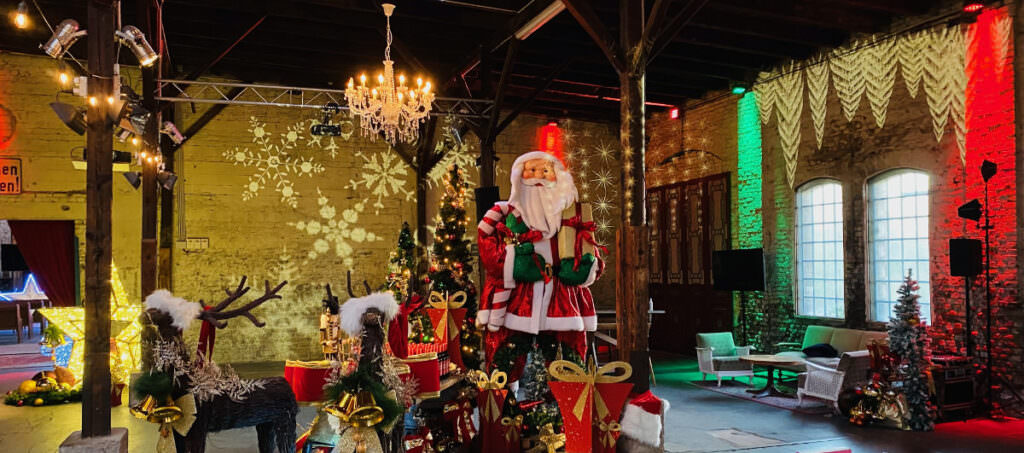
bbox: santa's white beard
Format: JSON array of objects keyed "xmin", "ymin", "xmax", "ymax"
[{"xmin": 511, "ymin": 178, "xmax": 571, "ymax": 238}]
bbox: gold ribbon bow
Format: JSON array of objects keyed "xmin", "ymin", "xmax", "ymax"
[
  {"xmin": 537, "ymin": 423, "xmax": 565, "ymax": 453},
  {"xmin": 597, "ymin": 420, "xmax": 622, "ymax": 447},
  {"xmin": 428, "ymin": 290, "xmax": 467, "ymax": 341},
  {"xmin": 472, "ymin": 369, "xmax": 508, "ymax": 390},
  {"xmin": 156, "ymin": 394, "xmax": 197, "ymax": 453},
  {"xmin": 548, "ymin": 359, "xmax": 632, "ymax": 421},
  {"xmin": 501, "ymin": 414, "xmax": 524, "ymax": 444}
]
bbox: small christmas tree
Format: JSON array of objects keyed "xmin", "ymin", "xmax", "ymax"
[
  {"xmin": 521, "ymin": 343, "xmax": 551, "ymax": 402},
  {"xmin": 888, "ymin": 270, "xmax": 935, "ymax": 431},
  {"xmin": 386, "ymin": 222, "xmax": 416, "ymax": 302},
  {"xmin": 428, "ymin": 164, "xmax": 479, "ymax": 367}
]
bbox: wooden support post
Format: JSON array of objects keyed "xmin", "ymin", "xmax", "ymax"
[
  {"xmin": 616, "ymin": 0, "xmax": 651, "ymax": 392},
  {"xmin": 139, "ymin": 0, "xmax": 160, "ymax": 299},
  {"xmin": 83, "ymin": 0, "xmax": 116, "ymax": 437},
  {"xmin": 158, "ymin": 104, "xmax": 175, "ymax": 291}
]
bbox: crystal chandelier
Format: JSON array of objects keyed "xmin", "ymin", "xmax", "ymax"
[{"xmin": 345, "ymin": 3, "xmax": 434, "ymax": 145}]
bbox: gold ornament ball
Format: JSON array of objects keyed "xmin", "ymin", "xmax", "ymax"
[
  {"xmin": 17, "ymin": 380, "xmax": 36, "ymax": 395},
  {"xmin": 33, "ymin": 398, "xmax": 44, "ymax": 406}
]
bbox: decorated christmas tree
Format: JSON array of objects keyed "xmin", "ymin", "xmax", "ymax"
[
  {"xmin": 387, "ymin": 222, "xmax": 417, "ymax": 302},
  {"xmin": 428, "ymin": 164, "xmax": 480, "ymax": 368},
  {"xmin": 887, "ymin": 270, "xmax": 935, "ymax": 431}
]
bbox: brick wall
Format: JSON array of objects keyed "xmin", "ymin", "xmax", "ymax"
[
  {"xmin": 663, "ymin": 8, "xmax": 1024, "ymax": 401},
  {"xmin": 0, "ymin": 51, "xmax": 620, "ymax": 363}
]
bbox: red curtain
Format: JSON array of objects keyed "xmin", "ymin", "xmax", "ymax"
[{"xmin": 8, "ymin": 220, "xmax": 76, "ymax": 307}]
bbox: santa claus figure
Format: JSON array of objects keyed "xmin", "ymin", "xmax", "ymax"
[{"xmin": 477, "ymin": 151, "xmax": 602, "ymax": 353}]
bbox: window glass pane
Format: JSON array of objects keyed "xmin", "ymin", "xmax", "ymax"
[
  {"xmin": 795, "ymin": 180, "xmax": 844, "ymax": 319},
  {"xmin": 868, "ymin": 170, "xmax": 931, "ymax": 323}
]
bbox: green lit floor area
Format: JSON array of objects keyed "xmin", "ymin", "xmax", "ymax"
[{"xmin": 651, "ymin": 354, "xmax": 1024, "ymax": 452}]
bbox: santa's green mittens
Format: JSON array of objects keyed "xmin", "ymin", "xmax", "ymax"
[
  {"xmin": 513, "ymin": 242, "xmax": 545, "ymax": 283},
  {"xmin": 557, "ymin": 253, "xmax": 596, "ymax": 286}
]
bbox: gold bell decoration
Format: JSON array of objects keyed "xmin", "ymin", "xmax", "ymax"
[
  {"xmin": 324, "ymin": 391, "xmax": 357, "ymax": 420},
  {"xmin": 347, "ymin": 391, "xmax": 385, "ymax": 428},
  {"xmin": 132, "ymin": 394, "xmax": 197, "ymax": 453}
]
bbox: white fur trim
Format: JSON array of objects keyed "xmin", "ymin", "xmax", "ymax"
[
  {"xmin": 145, "ymin": 289, "xmax": 202, "ymax": 331},
  {"xmin": 621, "ymin": 398, "xmax": 670, "ymax": 447},
  {"xmin": 502, "ymin": 244, "xmax": 517, "ymax": 289},
  {"xmin": 583, "ymin": 314, "xmax": 597, "ymax": 331},
  {"xmin": 580, "ymin": 257, "xmax": 599, "ymax": 288},
  {"xmin": 339, "ymin": 292, "xmax": 399, "ymax": 336}
]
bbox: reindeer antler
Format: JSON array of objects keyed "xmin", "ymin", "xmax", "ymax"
[{"xmin": 198, "ymin": 276, "xmax": 288, "ymax": 329}]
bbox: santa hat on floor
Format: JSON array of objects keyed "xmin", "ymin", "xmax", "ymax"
[{"xmin": 620, "ymin": 390, "xmax": 670, "ymax": 447}]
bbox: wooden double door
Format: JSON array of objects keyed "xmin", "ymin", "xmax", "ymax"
[{"xmin": 647, "ymin": 173, "xmax": 733, "ymax": 355}]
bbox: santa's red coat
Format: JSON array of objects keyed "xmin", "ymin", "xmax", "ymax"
[{"xmin": 476, "ymin": 202, "xmax": 601, "ymax": 335}]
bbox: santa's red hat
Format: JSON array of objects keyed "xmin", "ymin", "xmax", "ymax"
[{"xmin": 620, "ymin": 390, "xmax": 670, "ymax": 447}]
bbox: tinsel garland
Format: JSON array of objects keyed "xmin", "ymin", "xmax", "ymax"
[
  {"xmin": 897, "ymin": 31, "xmax": 928, "ymax": 98},
  {"xmin": 774, "ymin": 64, "xmax": 803, "ymax": 188},
  {"xmin": 830, "ymin": 41, "xmax": 867, "ymax": 123},
  {"xmin": 864, "ymin": 37, "xmax": 897, "ymax": 128},
  {"xmin": 4, "ymin": 387, "xmax": 82, "ymax": 406}
]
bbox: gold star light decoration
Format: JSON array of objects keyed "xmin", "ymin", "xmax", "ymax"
[{"xmin": 39, "ymin": 265, "xmax": 143, "ymax": 384}]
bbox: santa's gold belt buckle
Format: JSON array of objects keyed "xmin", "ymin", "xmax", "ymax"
[{"xmin": 543, "ymin": 263, "xmax": 553, "ymax": 276}]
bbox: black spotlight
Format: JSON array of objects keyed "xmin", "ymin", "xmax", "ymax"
[
  {"xmin": 981, "ymin": 159, "xmax": 997, "ymax": 182},
  {"xmin": 50, "ymin": 101, "xmax": 86, "ymax": 135},
  {"xmin": 157, "ymin": 171, "xmax": 177, "ymax": 190},
  {"xmin": 122, "ymin": 172, "xmax": 141, "ymax": 189},
  {"xmin": 958, "ymin": 199, "xmax": 983, "ymax": 222}
]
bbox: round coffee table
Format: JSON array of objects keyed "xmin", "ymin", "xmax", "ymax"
[{"xmin": 739, "ymin": 354, "xmax": 803, "ymax": 398}]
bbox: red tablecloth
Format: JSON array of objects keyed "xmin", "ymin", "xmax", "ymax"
[{"xmin": 284, "ymin": 360, "xmax": 333, "ymax": 402}]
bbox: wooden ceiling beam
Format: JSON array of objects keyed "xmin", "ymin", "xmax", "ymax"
[
  {"xmin": 650, "ymin": 0, "xmax": 712, "ymax": 64},
  {"xmin": 496, "ymin": 57, "xmax": 576, "ymax": 135},
  {"xmin": 561, "ymin": 0, "xmax": 625, "ymax": 74},
  {"xmin": 817, "ymin": 0, "xmax": 928, "ymax": 16},
  {"xmin": 706, "ymin": 0, "xmax": 886, "ymax": 33}
]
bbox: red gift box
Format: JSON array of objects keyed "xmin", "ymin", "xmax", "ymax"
[
  {"xmin": 283, "ymin": 360, "xmax": 334, "ymax": 402},
  {"xmin": 427, "ymin": 291, "xmax": 468, "ymax": 370},
  {"xmin": 472, "ymin": 370, "xmax": 511, "ymax": 452},
  {"xmin": 548, "ymin": 359, "xmax": 633, "ymax": 453},
  {"xmin": 400, "ymin": 353, "xmax": 442, "ymax": 400}
]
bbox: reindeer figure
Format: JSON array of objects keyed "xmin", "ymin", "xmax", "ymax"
[{"xmin": 140, "ymin": 277, "xmax": 298, "ymax": 453}]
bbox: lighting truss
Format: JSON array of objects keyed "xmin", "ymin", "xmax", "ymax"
[{"xmin": 155, "ymin": 79, "xmax": 494, "ymax": 124}]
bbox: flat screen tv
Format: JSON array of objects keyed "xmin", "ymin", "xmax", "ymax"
[
  {"xmin": 712, "ymin": 248, "xmax": 765, "ymax": 291},
  {"xmin": 1, "ymin": 244, "xmax": 29, "ymax": 271}
]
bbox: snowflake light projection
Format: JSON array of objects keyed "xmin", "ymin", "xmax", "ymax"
[
  {"xmin": 428, "ymin": 116, "xmax": 487, "ymax": 187},
  {"xmin": 287, "ymin": 188, "xmax": 382, "ymax": 268},
  {"xmin": 346, "ymin": 149, "xmax": 414, "ymax": 214},
  {"xmin": 223, "ymin": 117, "xmax": 326, "ymax": 207},
  {"xmin": 563, "ymin": 135, "xmax": 619, "ymax": 244}
]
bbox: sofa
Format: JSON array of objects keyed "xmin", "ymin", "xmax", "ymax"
[{"xmin": 775, "ymin": 325, "xmax": 887, "ymax": 372}]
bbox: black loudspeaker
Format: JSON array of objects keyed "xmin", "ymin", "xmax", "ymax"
[
  {"xmin": 949, "ymin": 238, "xmax": 982, "ymax": 277},
  {"xmin": 712, "ymin": 248, "xmax": 766, "ymax": 291},
  {"xmin": 474, "ymin": 186, "xmax": 500, "ymax": 221}
]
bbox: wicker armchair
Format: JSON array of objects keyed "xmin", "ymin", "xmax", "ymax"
[
  {"xmin": 797, "ymin": 350, "xmax": 871, "ymax": 413},
  {"xmin": 695, "ymin": 332, "xmax": 754, "ymax": 386}
]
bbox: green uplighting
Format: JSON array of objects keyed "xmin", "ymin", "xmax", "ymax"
[
  {"xmin": 732, "ymin": 86, "xmax": 749, "ymax": 95},
  {"xmin": 736, "ymin": 92, "xmax": 762, "ymax": 248}
]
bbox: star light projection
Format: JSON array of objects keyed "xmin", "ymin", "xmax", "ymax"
[{"xmin": 38, "ymin": 265, "xmax": 142, "ymax": 383}]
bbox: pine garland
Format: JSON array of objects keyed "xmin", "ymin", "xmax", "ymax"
[{"xmin": 887, "ymin": 270, "xmax": 935, "ymax": 431}]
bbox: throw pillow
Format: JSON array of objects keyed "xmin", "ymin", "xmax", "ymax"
[{"xmin": 803, "ymin": 343, "xmax": 839, "ymax": 358}]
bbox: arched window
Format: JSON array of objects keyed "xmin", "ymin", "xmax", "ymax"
[
  {"xmin": 795, "ymin": 179, "xmax": 844, "ymax": 318},
  {"xmin": 867, "ymin": 169, "xmax": 930, "ymax": 323}
]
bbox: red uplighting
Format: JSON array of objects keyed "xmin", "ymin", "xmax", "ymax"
[
  {"xmin": 963, "ymin": 3, "xmax": 984, "ymax": 13},
  {"xmin": 669, "ymin": 107, "xmax": 680, "ymax": 119}
]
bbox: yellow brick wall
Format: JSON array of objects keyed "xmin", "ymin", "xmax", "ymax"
[{"xmin": 0, "ymin": 52, "xmax": 621, "ymax": 363}]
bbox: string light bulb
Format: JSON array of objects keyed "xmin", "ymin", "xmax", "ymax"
[{"xmin": 12, "ymin": 1, "xmax": 28, "ymax": 29}]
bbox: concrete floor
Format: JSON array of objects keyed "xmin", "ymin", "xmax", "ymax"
[{"xmin": 1, "ymin": 342, "xmax": 1023, "ymax": 452}]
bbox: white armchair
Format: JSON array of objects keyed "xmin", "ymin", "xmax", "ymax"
[
  {"xmin": 695, "ymin": 332, "xmax": 754, "ymax": 386},
  {"xmin": 797, "ymin": 350, "xmax": 871, "ymax": 413}
]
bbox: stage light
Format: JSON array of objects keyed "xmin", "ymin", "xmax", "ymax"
[
  {"xmin": 161, "ymin": 121, "xmax": 185, "ymax": 144},
  {"xmin": 122, "ymin": 172, "xmax": 141, "ymax": 189},
  {"xmin": 981, "ymin": 159, "xmax": 996, "ymax": 182},
  {"xmin": 963, "ymin": 2, "xmax": 985, "ymax": 13},
  {"xmin": 117, "ymin": 100, "xmax": 151, "ymax": 136},
  {"xmin": 115, "ymin": 25, "xmax": 158, "ymax": 67},
  {"xmin": 669, "ymin": 107, "xmax": 680, "ymax": 119},
  {"xmin": 12, "ymin": 1, "xmax": 29, "ymax": 29},
  {"xmin": 41, "ymin": 19, "xmax": 83, "ymax": 58},
  {"xmin": 731, "ymin": 81, "xmax": 750, "ymax": 95},
  {"xmin": 50, "ymin": 101, "xmax": 86, "ymax": 135},
  {"xmin": 958, "ymin": 199, "xmax": 983, "ymax": 222},
  {"xmin": 157, "ymin": 171, "xmax": 177, "ymax": 190}
]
